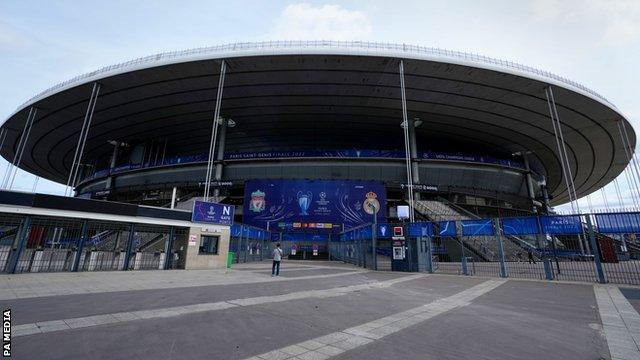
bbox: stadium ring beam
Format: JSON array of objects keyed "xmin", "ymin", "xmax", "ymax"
[{"xmin": 0, "ymin": 41, "xmax": 635, "ymax": 210}]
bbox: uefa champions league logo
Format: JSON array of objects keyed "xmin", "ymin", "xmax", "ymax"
[
  {"xmin": 207, "ymin": 206, "xmax": 215, "ymax": 216},
  {"xmin": 380, "ymin": 225, "xmax": 387, "ymax": 236},
  {"xmin": 297, "ymin": 191, "xmax": 312, "ymax": 215}
]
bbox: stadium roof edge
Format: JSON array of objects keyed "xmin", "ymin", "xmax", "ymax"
[{"xmin": 1, "ymin": 40, "xmax": 629, "ymax": 127}]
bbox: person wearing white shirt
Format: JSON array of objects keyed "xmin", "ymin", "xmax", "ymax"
[{"xmin": 271, "ymin": 243, "xmax": 283, "ymax": 276}]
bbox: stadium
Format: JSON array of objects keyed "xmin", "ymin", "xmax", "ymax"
[
  {"xmin": 0, "ymin": 41, "xmax": 637, "ymax": 275},
  {"xmin": 0, "ymin": 41, "xmax": 633, "ymax": 218}
]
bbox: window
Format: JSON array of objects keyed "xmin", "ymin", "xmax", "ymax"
[{"xmin": 199, "ymin": 235, "xmax": 219, "ymax": 255}]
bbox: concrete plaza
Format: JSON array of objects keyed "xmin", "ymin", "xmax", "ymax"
[{"xmin": 2, "ymin": 261, "xmax": 640, "ymax": 359}]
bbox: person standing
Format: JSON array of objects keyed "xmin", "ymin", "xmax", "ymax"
[
  {"xmin": 272, "ymin": 243, "xmax": 283, "ymax": 276},
  {"xmin": 527, "ymin": 249, "xmax": 536, "ymax": 264}
]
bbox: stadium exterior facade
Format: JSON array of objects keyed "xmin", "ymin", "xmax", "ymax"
[{"xmin": 0, "ymin": 41, "xmax": 635, "ymax": 228}]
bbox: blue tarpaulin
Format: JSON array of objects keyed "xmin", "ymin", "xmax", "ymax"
[
  {"xmin": 407, "ymin": 222, "xmax": 433, "ymax": 237},
  {"xmin": 438, "ymin": 221, "xmax": 457, "ymax": 237},
  {"xmin": 540, "ymin": 215, "xmax": 582, "ymax": 235},
  {"xmin": 595, "ymin": 213, "xmax": 640, "ymax": 234},
  {"xmin": 461, "ymin": 219, "xmax": 494, "ymax": 236},
  {"xmin": 501, "ymin": 217, "xmax": 540, "ymax": 235}
]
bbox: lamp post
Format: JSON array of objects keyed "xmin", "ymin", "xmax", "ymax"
[{"xmin": 369, "ymin": 202, "xmax": 378, "ymax": 270}]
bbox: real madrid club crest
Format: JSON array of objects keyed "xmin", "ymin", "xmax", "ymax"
[
  {"xmin": 363, "ymin": 191, "xmax": 380, "ymax": 215},
  {"xmin": 250, "ymin": 190, "xmax": 265, "ymax": 212}
]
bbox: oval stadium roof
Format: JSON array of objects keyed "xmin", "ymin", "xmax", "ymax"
[{"xmin": 0, "ymin": 41, "xmax": 635, "ymax": 205}]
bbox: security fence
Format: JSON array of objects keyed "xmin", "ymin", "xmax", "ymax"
[
  {"xmin": 330, "ymin": 211, "xmax": 640, "ymax": 286},
  {"xmin": 229, "ymin": 224, "xmax": 274, "ymax": 264},
  {"xmin": 1, "ymin": 214, "xmax": 189, "ymax": 274},
  {"xmin": 229, "ymin": 224, "xmax": 338, "ymax": 264}
]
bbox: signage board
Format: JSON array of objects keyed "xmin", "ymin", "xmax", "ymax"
[
  {"xmin": 393, "ymin": 246, "xmax": 405, "ymax": 260},
  {"xmin": 400, "ymin": 184, "xmax": 439, "ymax": 192},
  {"xmin": 243, "ymin": 179, "xmax": 386, "ymax": 230},
  {"xmin": 188, "ymin": 234, "xmax": 198, "ymax": 246},
  {"xmin": 192, "ymin": 201, "xmax": 235, "ymax": 226},
  {"xmin": 397, "ymin": 205, "xmax": 410, "ymax": 219},
  {"xmin": 393, "ymin": 226, "xmax": 404, "ymax": 237}
]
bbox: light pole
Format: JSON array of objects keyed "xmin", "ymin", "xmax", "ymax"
[{"xmin": 369, "ymin": 203, "xmax": 378, "ymax": 270}]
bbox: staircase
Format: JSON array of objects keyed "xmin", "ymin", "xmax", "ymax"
[
  {"xmin": 413, "ymin": 199, "xmax": 532, "ymax": 261},
  {"xmin": 414, "ymin": 200, "xmax": 493, "ymax": 261}
]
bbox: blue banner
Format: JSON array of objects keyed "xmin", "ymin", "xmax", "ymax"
[
  {"xmin": 407, "ymin": 222, "xmax": 433, "ymax": 237},
  {"xmin": 438, "ymin": 221, "xmax": 457, "ymax": 237},
  {"xmin": 461, "ymin": 219, "xmax": 494, "ymax": 236},
  {"xmin": 540, "ymin": 215, "xmax": 582, "ymax": 235},
  {"xmin": 191, "ymin": 201, "xmax": 235, "ymax": 225},
  {"xmin": 501, "ymin": 217, "xmax": 540, "ymax": 235},
  {"xmin": 243, "ymin": 179, "xmax": 386, "ymax": 230},
  {"xmin": 595, "ymin": 213, "xmax": 640, "ymax": 234}
]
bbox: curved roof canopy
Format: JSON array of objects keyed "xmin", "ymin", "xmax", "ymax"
[{"xmin": 0, "ymin": 41, "xmax": 635, "ymax": 205}]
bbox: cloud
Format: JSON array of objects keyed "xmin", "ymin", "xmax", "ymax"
[
  {"xmin": 269, "ymin": 3, "xmax": 373, "ymax": 41},
  {"xmin": 531, "ymin": 0, "xmax": 640, "ymax": 46}
]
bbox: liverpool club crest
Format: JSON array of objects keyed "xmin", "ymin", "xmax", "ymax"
[{"xmin": 250, "ymin": 190, "xmax": 266, "ymax": 212}]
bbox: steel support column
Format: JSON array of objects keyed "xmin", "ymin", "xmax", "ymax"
[
  {"xmin": 4, "ymin": 107, "xmax": 37, "ymax": 189},
  {"xmin": 425, "ymin": 236, "xmax": 433, "ymax": 273},
  {"xmin": 617, "ymin": 120, "xmax": 640, "ymax": 208},
  {"xmin": 72, "ymin": 220, "xmax": 89, "ymax": 272},
  {"xmin": 6, "ymin": 216, "xmax": 31, "ymax": 274},
  {"xmin": 545, "ymin": 87, "xmax": 586, "ymax": 255},
  {"xmin": 122, "ymin": 223, "xmax": 136, "ymax": 271},
  {"xmin": 522, "ymin": 154, "xmax": 537, "ymax": 212},
  {"xmin": 66, "ymin": 83, "xmax": 101, "ymax": 196},
  {"xmin": 399, "ymin": 60, "xmax": 415, "ymax": 221},
  {"xmin": 0, "ymin": 128, "xmax": 7, "ymax": 183},
  {"xmin": 408, "ymin": 118, "xmax": 421, "ymax": 201},
  {"xmin": 105, "ymin": 141, "xmax": 121, "ymax": 190},
  {"xmin": 204, "ymin": 60, "xmax": 227, "ymax": 201},
  {"xmin": 494, "ymin": 218, "xmax": 508, "ymax": 278},
  {"xmin": 213, "ymin": 118, "xmax": 228, "ymax": 198},
  {"xmin": 586, "ymin": 215, "xmax": 606, "ymax": 284},
  {"xmin": 164, "ymin": 226, "xmax": 175, "ymax": 270}
]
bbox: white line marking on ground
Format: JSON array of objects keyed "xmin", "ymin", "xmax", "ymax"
[
  {"xmin": 245, "ymin": 279, "xmax": 507, "ymax": 360},
  {"xmin": 595, "ymin": 285, "xmax": 640, "ymax": 360},
  {"xmin": 11, "ymin": 274, "xmax": 426, "ymax": 337},
  {"xmin": 0, "ymin": 267, "xmax": 370, "ymax": 300}
]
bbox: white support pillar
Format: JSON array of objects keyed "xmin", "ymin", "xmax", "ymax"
[
  {"xmin": 521, "ymin": 154, "xmax": 537, "ymax": 213},
  {"xmin": 4, "ymin": 107, "xmax": 37, "ymax": 189},
  {"xmin": 66, "ymin": 83, "xmax": 101, "ymax": 196},
  {"xmin": 545, "ymin": 87, "xmax": 586, "ymax": 255},
  {"xmin": 408, "ymin": 118, "xmax": 421, "ymax": 201},
  {"xmin": 213, "ymin": 118, "xmax": 228, "ymax": 198},
  {"xmin": 204, "ymin": 60, "xmax": 227, "ymax": 202},
  {"xmin": 399, "ymin": 60, "xmax": 415, "ymax": 222},
  {"xmin": 171, "ymin": 186, "xmax": 177, "ymax": 209},
  {"xmin": 105, "ymin": 140, "xmax": 121, "ymax": 190}
]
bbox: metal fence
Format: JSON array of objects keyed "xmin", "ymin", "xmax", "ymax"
[
  {"xmin": 330, "ymin": 212, "xmax": 640, "ymax": 286},
  {"xmin": 1, "ymin": 214, "xmax": 189, "ymax": 274}
]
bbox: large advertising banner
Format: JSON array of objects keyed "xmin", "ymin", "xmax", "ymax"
[{"xmin": 243, "ymin": 179, "xmax": 386, "ymax": 231}]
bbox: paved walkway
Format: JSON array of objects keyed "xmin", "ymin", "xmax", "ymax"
[{"xmin": 1, "ymin": 260, "xmax": 639, "ymax": 359}]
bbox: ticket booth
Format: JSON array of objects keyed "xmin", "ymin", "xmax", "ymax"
[{"xmin": 184, "ymin": 201, "xmax": 234, "ymax": 270}]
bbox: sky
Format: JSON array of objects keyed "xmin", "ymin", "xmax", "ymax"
[{"xmin": 1, "ymin": 0, "xmax": 639, "ymax": 213}]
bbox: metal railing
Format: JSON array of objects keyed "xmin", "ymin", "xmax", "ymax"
[
  {"xmin": 334, "ymin": 211, "xmax": 640, "ymax": 286},
  {"xmin": 1, "ymin": 214, "xmax": 189, "ymax": 274},
  {"xmin": 12, "ymin": 40, "xmax": 615, "ymax": 115}
]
